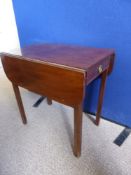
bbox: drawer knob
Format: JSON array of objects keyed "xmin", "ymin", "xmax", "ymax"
[{"xmin": 98, "ymin": 65, "xmax": 103, "ymax": 73}]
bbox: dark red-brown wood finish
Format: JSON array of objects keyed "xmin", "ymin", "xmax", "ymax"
[{"xmin": 1, "ymin": 44, "xmax": 115, "ymax": 157}]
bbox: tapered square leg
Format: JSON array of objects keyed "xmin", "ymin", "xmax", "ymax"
[
  {"xmin": 12, "ymin": 83, "xmax": 27, "ymax": 124},
  {"xmin": 74, "ymin": 104, "xmax": 83, "ymax": 157},
  {"xmin": 96, "ymin": 69, "xmax": 108, "ymax": 125},
  {"xmin": 47, "ymin": 98, "xmax": 52, "ymax": 105}
]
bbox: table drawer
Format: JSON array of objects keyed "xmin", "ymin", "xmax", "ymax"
[{"xmin": 86, "ymin": 57, "xmax": 110, "ymax": 85}]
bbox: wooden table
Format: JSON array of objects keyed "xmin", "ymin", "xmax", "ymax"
[{"xmin": 1, "ymin": 44, "xmax": 115, "ymax": 157}]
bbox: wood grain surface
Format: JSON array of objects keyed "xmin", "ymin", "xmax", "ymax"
[{"xmin": 1, "ymin": 55, "xmax": 86, "ymax": 107}]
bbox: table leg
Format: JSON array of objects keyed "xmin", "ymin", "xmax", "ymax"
[
  {"xmin": 47, "ymin": 98, "xmax": 52, "ymax": 105},
  {"xmin": 74, "ymin": 104, "xmax": 83, "ymax": 157},
  {"xmin": 12, "ymin": 83, "xmax": 27, "ymax": 124},
  {"xmin": 96, "ymin": 69, "xmax": 108, "ymax": 125}
]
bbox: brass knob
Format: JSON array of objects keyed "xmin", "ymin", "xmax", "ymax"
[{"xmin": 98, "ymin": 65, "xmax": 103, "ymax": 73}]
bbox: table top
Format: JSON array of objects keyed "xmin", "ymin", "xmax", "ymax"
[{"xmin": 1, "ymin": 44, "xmax": 115, "ymax": 71}]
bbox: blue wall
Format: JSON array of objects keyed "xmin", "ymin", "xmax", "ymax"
[{"xmin": 12, "ymin": 0, "xmax": 131, "ymax": 127}]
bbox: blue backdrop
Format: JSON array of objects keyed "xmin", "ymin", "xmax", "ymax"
[{"xmin": 12, "ymin": 0, "xmax": 131, "ymax": 127}]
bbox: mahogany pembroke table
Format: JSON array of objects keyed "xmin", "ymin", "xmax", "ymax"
[{"xmin": 1, "ymin": 44, "xmax": 115, "ymax": 157}]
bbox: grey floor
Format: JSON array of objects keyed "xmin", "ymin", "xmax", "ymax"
[{"xmin": 0, "ymin": 68, "xmax": 131, "ymax": 175}]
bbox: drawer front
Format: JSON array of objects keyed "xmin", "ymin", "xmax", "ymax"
[{"xmin": 86, "ymin": 57, "xmax": 110, "ymax": 85}]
